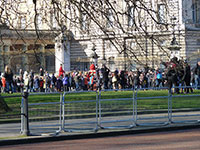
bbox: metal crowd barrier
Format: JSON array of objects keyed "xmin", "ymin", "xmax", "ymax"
[
  {"xmin": 134, "ymin": 87, "xmax": 170, "ymax": 127},
  {"xmin": 170, "ymin": 86, "xmax": 200, "ymax": 124},
  {"xmin": 20, "ymin": 86, "xmax": 200, "ymax": 136},
  {"xmin": 22, "ymin": 92, "xmax": 62, "ymax": 135},
  {"xmin": 98, "ymin": 89, "xmax": 135, "ymax": 129},
  {"xmin": 56, "ymin": 90, "xmax": 98, "ymax": 133}
]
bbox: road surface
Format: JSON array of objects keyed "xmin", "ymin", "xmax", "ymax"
[{"xmin": 1, "ymin": 128, "xmax": 200, "ymax": 150}]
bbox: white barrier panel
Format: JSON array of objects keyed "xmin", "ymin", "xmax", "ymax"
[
  {"xmin": 27, "ymin": 93, "xmax": 62, "ymax": 135},
  {"xmin": 98, "ymin": 89, "xmax": 135, "ymax": 129},
  {"xmin": 135, "ymin": 87, "xmax": 170, "ymax": 126},
  {"xmin": 59, "ymin": 91, "xmax": 98, "ymax": 133}
]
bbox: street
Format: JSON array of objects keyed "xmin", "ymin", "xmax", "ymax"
[{"xmin": 1, "ymin": 128, "xmax": 200, "ymax": 150}]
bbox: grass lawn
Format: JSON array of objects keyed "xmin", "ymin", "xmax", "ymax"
[{"xmin": 0, "ymin": 89, "xmax": 200, "ymax": 122}]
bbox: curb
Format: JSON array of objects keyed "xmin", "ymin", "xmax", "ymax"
[{"xmin": 0, "ymin": 124, "xmax": 200, "ymax": 147}]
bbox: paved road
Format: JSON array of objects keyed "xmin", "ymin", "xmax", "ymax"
[{"xmin": 1, "ymin": 128, "xmax": 200, "ymax": 150}]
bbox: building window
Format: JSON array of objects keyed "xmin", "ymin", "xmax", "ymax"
[
  {"xmin": 3, "ymin": 45, "xmax": 9, "ymax": 52},
  {"xmin": 51, "ymin": 12, "xmax": 58, "ymax": 29},
  {"xmin": 45, "ymin": 55, "xmax": 55, "ymax": 72},
  {"xmin": 36, "ymin": 14, "xmax": 42, "ymax": 29},
  {"xmin": 130, "ymin": 41, "xmax": 136, "ymax": 49},
  {"xmin": 80, "ymin": 11, "xmax": 88, "ymax": 31},
  {"xmin": 128, "ymin": 6, "xmax": 135, "ymax": 27},
  {"xmin": 160, "ymin": 40, "xmax": 166, "ymax": 46},
  {"xmin": 197, "ymin": 39, "xmax": 200, "ymax": 45},
  {"xmin": 192, "ymin": 0, "xmax": 200, "ymax": 24},
  {"xmin": 18, "ymin": 17, "xmax": 26, "ymax": 29},
  {"xmin": 158, "ymin": 4, "xmax": 167, "ymax": 23},
  {"xmin": 106, "ymin": 8, "xmax": 114, "ymax": 28}
]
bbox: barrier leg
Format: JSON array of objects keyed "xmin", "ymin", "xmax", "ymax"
[{"xmin": 168, "ymin": 88, "xmax": 173, "ymax": 124}]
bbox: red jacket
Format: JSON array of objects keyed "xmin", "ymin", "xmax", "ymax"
[{"xmin": 59, "ymin": 66, "xmax": 65, "ymax": 77}]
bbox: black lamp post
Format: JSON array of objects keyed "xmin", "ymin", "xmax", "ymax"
[
  {"xmin": 91, "ymin": 44, "xmax": 99, "ymax": 68},
  {"xmin": 90, "ymin": 43, "xmax": 100, "ymax": 91},
  {"xmin": 167, "ymin": 16, "xmax": 181, "ymax": 59}
]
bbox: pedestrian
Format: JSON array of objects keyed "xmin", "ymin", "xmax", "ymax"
[
  {"xmin": 59, "ymin": 64, "xmax": 65, "ymax": 77},
  {"xmin": 34, "ymin": 76, "xmax": 39, "ymax": 92},
  {"xmin": 51, "ymin": 73, "xmax": 57, "ymax": 92},
  {"xmin": 101, "ymin": 65, "xmax": 110, "ymax": 89},
  {"xmin": 166, "ymin": 57, "xmax": 180, "ymax": 94},
  {"xmin": 39, "ymin": 77, "xmax": 44, "ymax": 92},
  {"xmin": 56, "ymin": 76, "xmax": 63, "ymax": 92},
  {"xmin": 194, "ymin": 60, "xmax": 200, "ymax": 89},
  {"xmin": 24, "ymin": 73, "xmax": 29, "ymax": 92},
  {"xmin": 1, "ymin": 75, "xmax": 6, "ymax": 93},
  {"xmin": 182, "ymin": 61, "xmax": 193, "ymax": 93},
  {"xmin": 63, "ymin": 74, "xmax": 69, "ymax": 91},
  {"xmin": 39, "ymin": 67, "xmax": 44, "ymax": 76},
  {"xmin": 4, "ymin": 65, "xmax": 14, "ymax": 94}
]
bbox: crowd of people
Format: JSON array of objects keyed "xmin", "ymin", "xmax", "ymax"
[{"xmin": 1, "ymin": 57, "xmax": 200, "ymax": 94}]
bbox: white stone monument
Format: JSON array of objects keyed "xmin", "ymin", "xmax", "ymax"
[{"xmin": 55, "ymin": 32, "xmax": 71, "ymax": 74}]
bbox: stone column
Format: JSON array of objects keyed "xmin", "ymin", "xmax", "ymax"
[
  {"xmin": 41, "ymin": 45, "xmax": 46, "ymax": 70},
  {"xmin": 22, "ymin": 45, "xmax": 28, "ymax": 71},
  {"xmin": 55, "ymin": 33, "xmax": 71, "ymax": 74}
]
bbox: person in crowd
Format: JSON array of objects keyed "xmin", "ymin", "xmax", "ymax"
[
  {"xmin": 39, "ymin": 67, "xmax": 44, "ymax": 77},
  {"xmin": 29, "ymin": 73, "xmax": 34, "ymax": 92},
  {"xmin": 134, "ymin": 69, "xmax": 141, "ymax": 89},
  {"xmin": 59, "ymin": 64, "xmax": 65, "ymax": 77},
  {"xmin": 51, "ymin": 73, "xmax": 57, "ymax": 92},
  {"xmin": 101, "ymin": 65, "xmax": 110, "ymax": 90},
  {"xmin": 19, "ymin": 75, "xmax": 24, "ymax": 93},
  {"xmin": 30, "ymin": 70, "xmax": 34, "ymax": 78},
  {"xmin": 166, "ymin": 57, "xmax": 180, "ymax": 94},
  {"xmin": 34, "ymin": 76, "xmax": 40, "ymax": 92},
  {"xmin": 155, "ymin": 69, "xmax": 162, "ymax": 87},
  {"xmin": 39, "ymin": 76, "xmax": 44, "ymax": 92},
  {"xmin": 13, "ymin": 76, "xmax": 17, "ymax": 93},
  {"xmin": 68, "ymin": 72, "xmax": 73, "ymax": 91},
  {"xmin": 4, "ymin": 65, "xmax": 14, "ymax": 94},
  {"xmin": 1, "ymin": 74, "xmax": 6, "ymax": 93},
  {"xmin": 73, "ymin": 72, "xmax": 79, "ymax": 91},
  {"xmin": 56, "ymin": 76, "xmax": 63, "ymax": 92},
  {"xmin": 63, "ymin": 74, "xmax": 69, "ymax": 92},
  {"xmin": 24, "ymin": 73, "xmax": 29, "ymax": 92},
  {"xmin": 139, "ymin": 72, "xmax": 144, "ymax": 88},
  {"xmin": 182, "ymin": 61, "xmax": 193, "ymax": 93},
  {"xmin": 194, "ymin": 60, "xmax": 200, "ymax": 89},
  {"xmin": 119, "ymin": 70, "xmax": 126, "ymax": 89},
  {"xmin": 143, "ymin": 72, "xmax": 148, "ymax": 89},
  {"xmin": 112, "ymin": 72, "xmax": 118, "ymax": 90},
  {"xmin": 0, "ymin": 72, "xmax": 2, "ymax": 93},
  {"xmin": 83, "ymin": 72, "xmax": 89, "ymax": 90},
  {"xmin": 88, "ymin": 73, "xmax": 95, "ymax": 90},
  {"xmin": 78, "ymin": 71, "xmax": 83, "ymax": 90},
  {"xmin": 16, "ymin": 77, "xmax": 21, "ymax": 93},
  {"xmin": 44, "ymin": 72, "xmax": 51, "ymax": 92},
  {"xmin": 96, "ymin": 69, "xmax": 102, "ymax": 91},
  {"xmin": 19, "ymin": 69, "xmax": 24, "ymax": 79},
  {"xmin": 127, "ymin": 72, "xmax": 133, "ymax": 89}
]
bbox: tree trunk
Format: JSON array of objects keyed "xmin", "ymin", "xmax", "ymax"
[{"xmin": 0, "ymin": 95, "xmax": 12, "ymax": 113}]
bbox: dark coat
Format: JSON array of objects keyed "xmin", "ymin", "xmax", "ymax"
[
  {"xmin": 182, "ymin": 64, "xmax": 191, "ymax": 82},
  {"xmin": 4, "ymin": 72, "xmax": 13, "ymax": 82},
  {"xmin": 56, "ymin": 78, "xmax": 63, "ymax": 90},
  {"xmin": 195, "ymin": 64, "xmax": 200, "ymax": 76}
]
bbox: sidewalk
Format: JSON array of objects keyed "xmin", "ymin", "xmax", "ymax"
[{"xmin": 0, "ymin": 119, "xmax": 200, "ymax": 146}]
